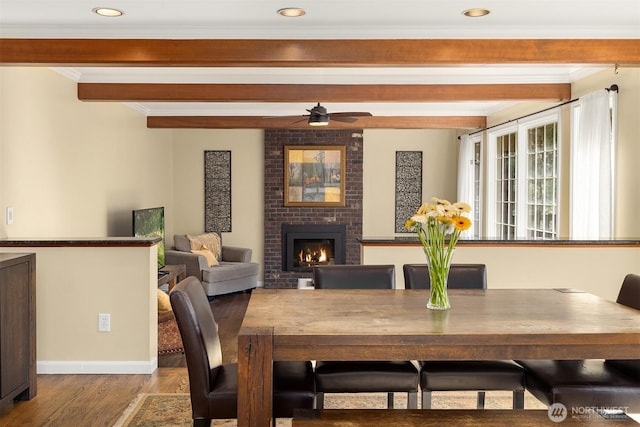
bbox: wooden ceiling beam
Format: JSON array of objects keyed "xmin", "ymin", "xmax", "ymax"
[
  {"xmin": 2, "ymin": 39, "xmax": 638, "ymax": 66},
  {"xmin": 146, "ymin": 115, "xmax": 486, "ymax": 129},
  {"xmin": 78, "ymin": 83, "xmax": 571, "ymax": 102}
]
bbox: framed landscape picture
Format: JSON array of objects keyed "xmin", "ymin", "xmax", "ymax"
[{"xmin": 284, "ymin": 145, "xmax": 346, "ymax": 207}]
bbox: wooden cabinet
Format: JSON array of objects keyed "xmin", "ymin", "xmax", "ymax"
[{"xmin": 0, "ymin": 253, "xmax": 36, "ymax": 405}]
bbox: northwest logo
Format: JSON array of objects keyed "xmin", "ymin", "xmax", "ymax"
[{"xmin": 548, "ymin": 403, "xmax": 568, "ymax": 422}]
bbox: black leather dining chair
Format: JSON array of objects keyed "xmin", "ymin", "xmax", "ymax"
[
  {"xmin": 403, "ymin": 263, "xmax": 488, "ymax": 290},
  {"xmin": 403, "ymin": 263, "xmax": 526, "ymax": 410},
  {"xmin": 170, "ymin": 276, "xmax": 316, "ymax": 426},
  {"xmin": 516, "ymin": 273, "xmax": 640, "ymax": 412},
  {"xmin": 312, "ymin": 265, "xmax": 419, "ymax": 409}
]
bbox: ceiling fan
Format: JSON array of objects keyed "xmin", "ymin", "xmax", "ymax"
[{"xmin": 270, "ymin": 103, "xmax": 373, "ymax": 126}]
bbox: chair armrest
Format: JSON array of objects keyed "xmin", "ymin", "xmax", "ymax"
[
  {"xmin": 221, "ymin": 246, "xmax": 252, "ymax": 263},
  {"xmin": 165, "ymin": 250, "xmax": 207, "ymax": 280}
]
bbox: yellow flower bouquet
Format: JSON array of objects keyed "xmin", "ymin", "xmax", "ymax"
[{"xmin": 405, "ymin": 198, "xmax": 472, "ymax": 310}]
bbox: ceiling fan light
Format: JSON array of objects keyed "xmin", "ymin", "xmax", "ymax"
[{"xmin": 308, "ymin": 115, "xmax": 329, "ymax": 126}]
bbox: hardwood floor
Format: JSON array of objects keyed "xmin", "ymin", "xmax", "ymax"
[{"xmin": 0, "ymin": 291, "xmax": 251, "ymax": 427}]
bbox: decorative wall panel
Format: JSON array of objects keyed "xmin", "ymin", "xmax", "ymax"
[
  {"xmin": 204, "ymin": 150, "xmax": 232, "ymax": 232},
  {"xmin": 395, "ymin": 151, "xmax": 423, "ymax": 233}
]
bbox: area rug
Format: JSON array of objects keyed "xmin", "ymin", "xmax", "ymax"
[
  {"xmin": 113, "ymin": 391, "xmax": 546, "ymax": 427},
  {"xmin": 157, "ymin": 314, "xmax": 184, "ymax": 356}
]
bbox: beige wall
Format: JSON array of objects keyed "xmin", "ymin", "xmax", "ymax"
[
  {"xmin": 171, "ymin": 129, "xmax": 265, "ymax": 281},
  {"xmin": 0, "ymin": 245, "xmax": 158, "ymax": 373},
  {"xmin": 363, "ymin": 129, "xmax": 458, "ymax": 237},
  {"xmin": 0, "ymin": 68, "xmax": 172, "ymax": 373},
  {"xmin": 0, "ymin": 67, "xmax": 174, "ymax": 239},
  {"xmin": 363, "ymin": 244, "xmax": 639, "ymax": 301}
]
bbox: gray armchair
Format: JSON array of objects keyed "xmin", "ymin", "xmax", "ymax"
[{"xmin": 165, "ymin": 233, "xmax": 258, "ymax": 297}]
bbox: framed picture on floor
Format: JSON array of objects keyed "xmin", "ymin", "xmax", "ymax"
[{"xmin": 284, "ymin": 145, "xmax": 346, "ymax": 207}]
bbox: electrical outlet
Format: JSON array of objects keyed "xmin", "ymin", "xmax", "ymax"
[
  {"xmin": 6, "ymin": 207, "xmax": 13, "ymax": 225},
  {"xmin": 98, "ymin": 313, "xmax": 110, "ymax": 332}
]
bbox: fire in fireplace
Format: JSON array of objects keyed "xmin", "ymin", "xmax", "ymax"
[
  {"xmin": 282, "ymin": 224, "xmax": 346, "ymax": 272},
  {"xmin": 294, "ymin": 238, "xmax": 334, "ymax": 268}
]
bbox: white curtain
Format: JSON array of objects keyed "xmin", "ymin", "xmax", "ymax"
[
  {"xmin": 570, "ymin": 89, "xmax": 616, "ymax": 239},
  {"xmin": 457, "ymin": 134, "xmax": 475, "ymax": 238}
]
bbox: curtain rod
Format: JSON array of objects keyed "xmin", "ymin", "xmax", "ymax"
[{"xmin": 463, "ymin": 84, "xmax": 619, "ymax": 138}]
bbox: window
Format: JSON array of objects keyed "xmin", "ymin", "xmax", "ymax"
[{"xmin": 486, "ymin": 112, "xmax": 560, "ymax": 239}]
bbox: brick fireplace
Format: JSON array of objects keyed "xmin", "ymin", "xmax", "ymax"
[{"xmin": 263, "ymin": 129, "xmax": 363, "ymax": 288}]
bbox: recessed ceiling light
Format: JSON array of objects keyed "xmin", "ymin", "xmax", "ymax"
[
  {"xmin": 277, "ymin": 8, "xmax": 306, "ymax": 17},
  {"xmin": 462, "ymin": 8, "xmax": 490, "ymax": 17},
  {"xmin": 92, "ymin": 7, "xmax": 124, "ymax": 17}
]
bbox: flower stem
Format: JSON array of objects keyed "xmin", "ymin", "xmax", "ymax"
[{"xmin": 421, "ymin": 218, "xmax": 454, "ymax": 310}]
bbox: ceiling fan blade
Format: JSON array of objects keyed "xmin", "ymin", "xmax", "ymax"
[
  {"xmin": 264, "ymin": 114, "xmax": 308, "ymax": 119},
  {"xmin": 330, "ymin": 112, "xmax": 373, "ymax": 117},
  {"xmin": 330, "ymin": 116, "xmax": 358, "ymax": 123}
]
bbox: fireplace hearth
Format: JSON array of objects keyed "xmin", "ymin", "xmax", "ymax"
[{"xmin": 282, "ymin": 224, "xmax": 346, "ymax": 272}]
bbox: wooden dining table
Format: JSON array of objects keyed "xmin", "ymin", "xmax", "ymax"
[{"xmin": 237, "ymin": 288, "xmax": 640, "ymax": 427}]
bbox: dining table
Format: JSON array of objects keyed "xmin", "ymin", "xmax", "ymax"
[{"xmin": 237, "ymin": 288, "xmax": 640, "ymax": 427}]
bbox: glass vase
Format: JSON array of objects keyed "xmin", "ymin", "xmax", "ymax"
[{"xmin": 426, "ymin": 254, "xmax": 451, "ymax": 310}]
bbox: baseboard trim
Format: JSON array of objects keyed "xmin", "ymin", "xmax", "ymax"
[{"xmin": 37, "ymin": 358, "xmax": 158, "ymax": 374}]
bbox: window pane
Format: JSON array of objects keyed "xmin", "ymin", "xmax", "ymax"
[
  {"xmin": 545, "ymin": 178, "xmax": 555, "ymax": 204},
  {"xmin": 528, "ymin": 153, "xmax": 535, "ymax": 179},
  {"xmin": 528, "ymin": 128, "xmax": 536, "ymax": 151},
  {"xmin": 536, "ymin": 127, "xmax": 544, "ymax": 151},
  {"xmin": 545, "ymin": 151, "xmax": 555, "ymax": 176},
  {"xmin": 525, "ymin": 121, "xmax": 558, "ymax": 240},
  {"xmin": 494, "ymin": 132, "xmax": 519, "ymax": 239},
  {"xmin": 536, "ymin": 152, "xmax": 544, "ymax": 178},
  {"xmin": 545, "ymin": 123, "xmax": 556, "ymax": 150}
]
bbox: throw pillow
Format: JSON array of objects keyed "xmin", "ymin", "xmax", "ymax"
[
  {"xmin": 191, "ymin": 245, "xmax": 219, "ymax": 267},
  {"xmin": 157, "ymin": 289, "xmax": 172, "ymax": 314},
  {"xmin": 187, "ymin": 232, "xmax": 222, "ymax": 260},
  {"xmin": 174, "ymin": 234, "xmax": 192, "ymax": 252}
]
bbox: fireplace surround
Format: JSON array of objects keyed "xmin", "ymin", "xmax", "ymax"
[
  {"xmin": 282, "ymin": 224, "xmax": 346, "ymax": 272},
  {"xmin": 263, "ymin": 129, "xmax": 363, "ymax": 288}
]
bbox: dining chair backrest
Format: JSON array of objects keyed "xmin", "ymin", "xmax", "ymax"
[
  {"xmin": 403, "ymin": 264, "xmax": 487, "ymax": 290},
  {"xmin": 313, "ymin": 264, "xmax": 395, "ymax": 289},
  {"xmin": 170, "ymin": 276, "xmax": 224, "ymax": 397},
  {"xmin": 616, "ymin": 273, "xmax": 640, "ymax": 310},
  {"xmin": 604, "ymin": 273, "xmax": 640, "ymax": 373}
]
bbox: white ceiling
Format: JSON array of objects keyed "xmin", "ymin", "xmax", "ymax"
[
  {"xmin": 2, "ymin": 0, "xmax": 638, "ymax": 119},
  {"xmin": 2, "ymin": 0, "xmax": 638, "ymax": 39}
]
